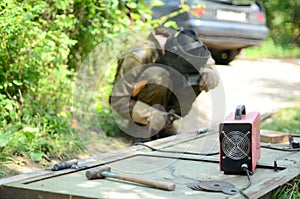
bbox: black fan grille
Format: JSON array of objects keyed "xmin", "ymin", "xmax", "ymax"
[{"xmin": 221, "ymin": 130, "xmax": 250, "ymax": 160}]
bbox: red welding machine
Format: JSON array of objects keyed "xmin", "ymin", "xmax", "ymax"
[{"xmin": 219, "ymin": 105, "xmax": 260, "ymax": 174}]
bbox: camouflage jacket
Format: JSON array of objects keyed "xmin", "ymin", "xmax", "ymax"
[{"xmin": 110, "ymin": 28, "xmax": 211, "ymax": 119}]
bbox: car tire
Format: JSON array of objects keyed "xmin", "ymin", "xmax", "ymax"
[{"xmin": 210, "ymin": 49, "xmax": 241, "ymax": 65}]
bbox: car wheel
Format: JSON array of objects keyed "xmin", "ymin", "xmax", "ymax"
[{"xmin": 210, "ymin": 49, "xmax": 241, "ymax": 65}]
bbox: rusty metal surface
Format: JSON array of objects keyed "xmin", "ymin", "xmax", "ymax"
[{"xmin": 0, "ymin": 132, "xmax": 299, "ymax": 199}]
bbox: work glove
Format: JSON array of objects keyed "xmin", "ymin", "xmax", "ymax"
[
  {"xmin": 199, "ymin": 66, "xmax": 219, "ymax": 92},
  {"xmin": 131, "ymin": 101, "xmax": 179, "ymax": 131}
]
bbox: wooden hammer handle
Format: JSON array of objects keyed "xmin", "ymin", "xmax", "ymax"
[{"xmin": 102, "ymin": 171, "xmax": 175, "ymax": 191}]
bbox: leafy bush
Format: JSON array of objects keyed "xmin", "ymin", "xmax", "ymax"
[
  {"xmin": 0, "ymin": 0, "xmax": 82, "ymax": 163},
  {"xmin": 0, "ymin": 0, "xmax": 154, "ymax": 169},
  {"xmin": 69, "ymin": 0, "xmax": 153, "ymax": 69},
  {"xmin": 261, "ymin": 0, "xmax": 300, "ymax": 47}
]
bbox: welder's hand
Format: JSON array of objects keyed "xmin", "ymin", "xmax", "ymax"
[
  {"xmin": 132, "ymin": 101, "xmax": 180, "ymax": 131},
  {"xmin": 132, "ymin": 101, "xmax": 167, "ymax": 131},
  {"xmin": 149, "ymin": 109, "xmax": 180, "ymax": 131},
  {"xmin": 166, "ymin": 109, "xmax": 180, "ymax": 124},
  {"xmin": 199, "ymin": 67, "xmax": 219, "ymax": 92},
  {"xmin": 148, "ymin": 109, "xmax": 168, "ymax": 131}
]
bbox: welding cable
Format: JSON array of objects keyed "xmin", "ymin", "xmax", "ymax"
[
  {"xmin": 261, "ymin": 145, "xmax": 300, "ymax": 151},
  {"xmin": 134, "ymin": 142, "xmax": 219, "ymax": 156},
  {"xmin": 237, "ymin": 166, "xmax": 252, "ymax": 199}
]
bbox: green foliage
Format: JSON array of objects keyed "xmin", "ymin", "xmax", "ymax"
[
  {"xmin": 260, "ymin": 0, "xmax": 300, "ymax": 47},
  {"xmin": 0, "ymin": 0, "xmax": 154, "ymax": 172},
  {"xmin": 94, "ymin": 60, "xmax": 123, "ymax": 137},
  {"xmin": 244, "ymin": 38, "xmax": 300, "ymax": 58},
  {"xmin": 0, "ymin": 0, "xmax": 81, "ymax": 165},
  {"xmin": 272, "ymin": 178, "xmax": 300, "ymax": 199},
  {"xmin": 69, "ymin": 0, "xmax": 153, "ymax": 69},
  {"xmin": 1, "ymin": 116, "xmax": 84, "ymax": 161},
  {"xmin": 261, "ymin": 105, "xmax": 300, "ymax": 134}
]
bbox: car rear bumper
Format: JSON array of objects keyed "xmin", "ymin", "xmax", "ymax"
[
  {"xmin": 178, "ymin": 19, "xmax": 269, "ymax": 49},
  {"xmin": 201, "ymin": 35, "xmax": 264, "ymax": 50}
]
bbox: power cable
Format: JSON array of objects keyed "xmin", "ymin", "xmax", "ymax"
[
  {"xmin": 239, "ymin": 165, "xmax": 252, "ymax": 199},
  {"xmin": 134, "ymin": 142, "xmax": 219, "ymax": 156},
  {"xmin": 261, "ymin": 145, "xmax": 300, "ymax": 151}
]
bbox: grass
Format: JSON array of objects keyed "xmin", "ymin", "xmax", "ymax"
[
  {"xmin": 261, "ymin": 105, "xmax": 300, "ymax": 135},
  {"xmin": 244, "ymin": 38, "xmax": 300, "ymax": 59},
  {"xmin": 272, "ymin": 178, "xmax": 300, "ymax": 199},
  {"xmin": 261, "ymin": 100, "xmax": 300, "ymax": 198}
]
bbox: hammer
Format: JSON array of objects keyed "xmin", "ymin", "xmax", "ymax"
[{"xmin": 85, "ymin": 166, "xmax": 175, "ymax": 191}]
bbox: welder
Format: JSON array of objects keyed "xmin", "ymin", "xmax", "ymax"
[{"xmin": 110, "ymin": 27, "xmax": 219, "ymax": 142}]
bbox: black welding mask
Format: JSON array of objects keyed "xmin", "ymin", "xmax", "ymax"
[{"xmin": 164, "ymin": 29, "xmax": 210, "ymax": 86}]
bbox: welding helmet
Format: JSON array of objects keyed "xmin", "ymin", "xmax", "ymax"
[{"xmin": 164, "ymin": 29, "xmax": 210, "ymax": 75}]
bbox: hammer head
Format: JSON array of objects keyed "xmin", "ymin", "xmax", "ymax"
[{"xmin": 86, "ymin": 166, "xmax": 111, "ymax": 180}]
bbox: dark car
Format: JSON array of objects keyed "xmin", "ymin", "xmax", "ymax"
[{"xmin": 151, "ymin": 0, "xmax": 269, "ymax": 65}]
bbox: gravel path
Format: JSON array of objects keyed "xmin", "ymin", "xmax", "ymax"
[{"xmin": 177, "ymin": 58, "xmax": 300, "ymax": 132}]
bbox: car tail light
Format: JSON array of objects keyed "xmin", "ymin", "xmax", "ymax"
[
  {"xmin": 189, "ymin": 3, "xmax": 214, "ymax": 19},
  {"xmin": 248, "ymin": 11, "xmax": 266, "ymax": 24},
  {"xmin": 191, "ymin": 5, "xmax": 205, "ymax": 17},
  {"xmin": 256, "ymin": 12, "xmax": 266, "ymax": 23}
]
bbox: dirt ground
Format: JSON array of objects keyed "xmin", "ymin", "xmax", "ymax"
[
  {"xmin": 177, "ymin": 58, "xmax": 300, "ymax": 133},
  {"xmin": 2, "ymin": 58, "xmax": 300, "ymax": 177}
]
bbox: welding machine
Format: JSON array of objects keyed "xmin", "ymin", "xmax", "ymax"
[{"xmin": 219, "ymin": 105, "xmax": 260, "ymax": 174}]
